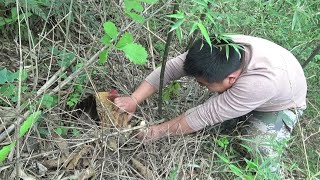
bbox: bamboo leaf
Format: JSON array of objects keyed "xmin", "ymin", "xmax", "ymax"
[
  {"xmin": 19, "ymin": 111, "xmax": 41, "ymax": 137},
  {"xmin": 215, "ymin": 153, "xmax": 230, "ymax": 164},
  {"xmin": 0, "ymin": 142, "xmax": 15, "ymax": 164},
  {"xmin": 229, "ymin": 164, "xmax": 244, "ymax": 177},
  {"xmin": 166, "ymin": 11, "xmax": 184, "ymax": 19},
  {"xmin": 225, "ymin": 45, "xmax": 230, "ymax": 60},
  {"xmin": 175, "ymin": 27, "xmax": 183, "ymax": 44},
  {"xmin": 170, "ymin": 19, "xmax": 185, "ymax": 32},
  {"xmin": 189, "ymin": 22, "xmax": 198, "ymax": 35},
  {"xmin": 197, "ymin": 22, "xmax": 212, "ymax": 47}
]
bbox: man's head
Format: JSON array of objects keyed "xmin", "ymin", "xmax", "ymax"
[{"xmin": 183, "ymin": 38, "xmax": 243, "ymax": 93}]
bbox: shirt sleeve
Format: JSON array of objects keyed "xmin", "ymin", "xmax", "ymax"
[
  {"xmin": 145, "ymin": 52, "xmax": 188, "ymax": 90},
  {"xmin": 185, "ymin": 75, "xmax": 277, "ymax": 131}
]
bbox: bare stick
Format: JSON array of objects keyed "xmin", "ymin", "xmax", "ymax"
[
  {"xmin": 302, "ymin": 43, "xmax": 320, "ymax": 68},
  {"xmin": 15, "ymin": 0, "xmax": 23, "ymax": 177},
  {"xmin": 158, "ymin": 2, "xmax": 179, "ymax": 116}
]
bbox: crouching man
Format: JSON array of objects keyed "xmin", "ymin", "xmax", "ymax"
[{"xmin": 114, "ymin": 35, "xmax": 307, "ymax": 178}]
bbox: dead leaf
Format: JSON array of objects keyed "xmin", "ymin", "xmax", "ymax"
[
  {"xmin": 10, "ymin": 165, "xmax": 37, "ymax": 180},
  {"xmin": 77, "ymin": 167, "xmax": 95, "ymax": 180},
  {"xmin": 65, "ymin": 145, "xmax": 93, "ymax": 170},
  {"xmin": 52, "ymin": 131, "xmax": 69, "ymax": 156},
  {"xmin": 36, "ymin": 162, "xmax": 48, "ymax": 177},
  {"xmin": 131, "ymin": 157, "xmax": 154, "ymax": 179},
  {"xmin": 95, "ymin": 92, "xmax": 129, "ymax": 128}
]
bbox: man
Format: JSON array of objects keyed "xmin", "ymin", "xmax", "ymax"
[{"xmin": 114, "ymin": 35, "xmax": 307, "ymax": 176}]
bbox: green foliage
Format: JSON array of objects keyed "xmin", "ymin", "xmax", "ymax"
[
  {"xmin": 116, "ymin": 32, "xmax": 134, "ymax": 49},
  {"xmin": 99, "ymin": 21, "xmax": 148, "ymax": 65},
  {"xmin": 19, "ymin": 111, "xmax": 42, "ymax": 137},
  {"xmin": 0, "ymin": 143, "xmax": 15, "ymax": 164},
  {"xmin": 163, "ymin": 81, "xmax": 181, "ymax": 102},
  {"xmin": 168, "ymin": 166, "xmax": 178, "ymax": 180},
  {"xmin": 54, "ymin": 126, "xmax": 68, "ymax": 136},
  {"xmin": 0, "ymin": 68, "xmax": 28, "ymax": 105},
  {"xmin": 103, "ymin": 21, "xmax": 118, "ymax": 40},
  {"xmin": 0, "ymin": 68, "xmax": 27, "ymax": 84},
  {"xmin": 40, "ymin": 94, "xmax": 58, "ymax": 109},
  {"xmin": 51, "ymin": 47, "xmax": 76, "ymax": 68},
  {"xmin": 123, "ymin": 0, "xmax": 157, "ymax": 23},
  {"xmin": 121, "ymin": 43, "xmax": 148, "ymax": 64},
  {"xmin": 0, "ymin": 111, "xmax": 41, "ymax": 164},
  {"xmin": 99, "ymin": 50, "xmax": 109, "ymax": 64}
]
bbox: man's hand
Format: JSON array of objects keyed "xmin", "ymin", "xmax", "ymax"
[
  {"xmin": 136, "ymin": 114, "xmax": 196, "ymax": 143},
  {"xmin": 114, "ymin": 96, "xmax": 138, "ymax": 120}
]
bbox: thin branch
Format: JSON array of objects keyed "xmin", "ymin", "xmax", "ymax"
[
  {"xmin": 302, "ymin": 43, "xmax": 320, "ymax": 68},
  {"xmin": 15, "ymin": 0, "xmax": 23, "ymax": 178},
  {"xmin": 157, "ymin": 2, "xmax": 179, "ymax": 116}
]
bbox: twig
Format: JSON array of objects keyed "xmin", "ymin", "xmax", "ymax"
[
  {"xmin": 158, "ymin": 1, "xmax": 179, "ymax": 116},
  {"xmin": 302, "ymin": 43, "xmax": 320, "ymax": 68},
  {"xmin": 50, "ymin": 47, "xmax": 105, "ymax": 94},
  {"xmin": 15, "ymin": 0, "xmax": 23, "ymax": 177},
  {"xmin": 147, "ymin": 21, "xmax": 156, "ymax": 70}
]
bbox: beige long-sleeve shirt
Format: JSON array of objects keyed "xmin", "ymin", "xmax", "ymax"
[{"xmin": 145, "ymin": 35, "xmax": 307, "ymax": 131}]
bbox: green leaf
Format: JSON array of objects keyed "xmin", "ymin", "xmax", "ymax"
[
  {"xmin": 72, "ymin": 129, "xmax": 80, "ymax": 137},
  {"xmin": 55, "ymin": 127, "xmax": 63, "ymax": 135},
  {"xmin": 55, "ymin": 127, "xmax": 68, "ymax": 136},
  {"xmin": 0, "ymin": 18, "xmax": 5, "ymax": 27},
  {"xmin": 193, "ymin": 0, "xmax": 207, "ymax": 6},
  {"xmin": 11, "ymin": 7, "xmax": 18, "ymax": 19},
  {"xmin": 225, "ymin": 45, "xmax": 229, "ymax": 60},
  {"xmin": 244, "ymin": 158, "xmax": 258, "ymax": 170},
  {"xmin": 168, "ymin": 167, "xmax": 178, "ymax": 180},
  {"xmin": 170, "ymin": 19, "xmax": 185, "ymax": 32},
  {"xmin": 189, "ymin": 22, "xmax": 198, "ymax": 35},
  {"xmin": 127, "ymin": 12, "xmax": 145, "ymax": 23},
  {"xmin": 197, "ymin": 23, "xmax": 211, "ymax": 48},
  {"xmin": 229, "ymin": 43, "xmax": 243, "ymax": 59},
  {"xmin": 19, "ymin": 111, "xmax": 41, "ymax": 137},
  {"xmin": 216, "ymin": 153, "xmax": 230, "ymax": 164},
  {"xmin": 121, "ymin": 43, "xmax": 148, "ymax": 64},
  {"xmin": 0, "ymin": 68, "xmax": 9, "ymax": 84},
  {"xmin": 229, "ymin": 164, "xmax": 243, "ymax": 177},
  {"xmin": 116, "ymin": 32, "xmax": 134, "ymax": 49},
  {"xmin": 0, "ymin": 142, "xmax": 15, "ymax": 164},
  {"xmin": 11, "ymin": 70, "xmax": 28, "ymax": 82},
  {"xmin": 99, "ymin": 50, "xmax": 109, "ymax": 64},
  {"xmin": 103, "ymin": 21, "xmax": 118, "ymax": 40},
  {"xmin": 166, "ymin": 11, "xmax": 184, "ymax": 19},
  {"xmin": 100, "ymin": 34, "xmax": 112, "ymax": 46},
  {"xmin": 125, "ymin": 0, "xmax": 143, "ymax": 12},
  {"xmin": 175, "ymin": 27, "xmax": 183, "ymax": 44},
  {"xmin": 41, "ymin": 94, "xmax": 58, "ymax": 109},
  {"xmin": 138, "ymin": 0, "xmax": 158, "ymax": 4}
]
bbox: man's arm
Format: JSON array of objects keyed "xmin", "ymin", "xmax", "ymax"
[
  {"xmin": 115, "ymin": 52, "xmax": 187, "ymax": 114},
  {"xmin": 139, "ymin": 113, "xmax": 195, "ymax": 141}
]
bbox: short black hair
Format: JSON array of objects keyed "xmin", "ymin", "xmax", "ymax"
[{"xmin": 183, "ymin": 38, "xmax": 242, "ymax": 83}]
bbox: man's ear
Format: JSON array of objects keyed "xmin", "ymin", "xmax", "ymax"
[{"xmin": 227, "ymin": 70, "xmax": 241, "ymax": 84}]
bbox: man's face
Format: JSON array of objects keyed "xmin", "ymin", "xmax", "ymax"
[{"xmin": 195, "ymin": 77, "xmax": 233, "ymax": 93}]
